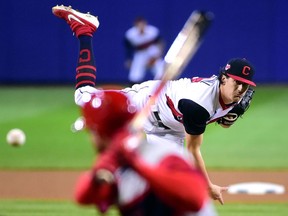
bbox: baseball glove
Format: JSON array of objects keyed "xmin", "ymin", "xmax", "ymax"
[{"xmin": 217, "ymin": 87, "xmax": 255, "ymax": 126}]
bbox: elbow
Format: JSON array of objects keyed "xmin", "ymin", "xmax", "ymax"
[{"xmin": 186, "ymin": 142, "xmax": 199, "ymax": 156}]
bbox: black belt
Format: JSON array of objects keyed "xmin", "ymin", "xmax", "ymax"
[{"xmin": 153, "ymin": 111, "xmax": 170, "ymax": 129}]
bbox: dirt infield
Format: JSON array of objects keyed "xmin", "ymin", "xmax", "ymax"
[{"xmin": 0, "ymin": 170, "xmax": 287, "ymax": 203}]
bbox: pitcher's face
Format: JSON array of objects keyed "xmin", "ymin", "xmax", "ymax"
[{"xmin": 220, "ymin": 76, "xmax": 249, "ymax": 104}]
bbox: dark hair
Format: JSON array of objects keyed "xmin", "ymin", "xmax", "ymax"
[{"xmin": 218, "ymin": 67, "xmax": 229, "ymax": 84}]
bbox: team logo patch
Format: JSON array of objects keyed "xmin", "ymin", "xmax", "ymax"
[
  {"xmin": 242, "ymin": 66, "xmax": 251, "ymax": 75},
  {"xmin": 225, "ymin": 64, "xmax": 231, "ymax": 70}
]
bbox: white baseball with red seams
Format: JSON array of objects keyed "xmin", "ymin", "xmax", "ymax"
[{"xmin": 6, "ymin": 128, "xmax": 26, "ymax": 147}]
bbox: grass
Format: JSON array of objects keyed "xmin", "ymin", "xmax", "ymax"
[
  {"xmin": 0, "ymin": 86, "xmax": 94, "ymax": 169},
  {"xmin": 216, "ymin": 203, "xmax": 288, "ymax": 216},
  {"xmin": 0, "ymin": 85, "xmax": 288, "ymax": 169},
  {"xmin": 0, "ymin": 199, "xmax": 120, "ymax": 216},
  {"xmin": 202, "ymin": 85, "xmax": 288, "ymax": 169},
  {"xmin": 0, "ymin": 200, "xmax": 287, "ymax": 216},
  {"xmin": 0, "ymin": 85, "xmax": 287, "ymax": 215}
]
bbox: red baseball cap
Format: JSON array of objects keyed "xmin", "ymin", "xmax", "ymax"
[
  {"xmin": 82, "ymin": 91, "xmax": 136, "ymax": 138},
  {"xmin": 224, "ymin": 58, "xmax": 256, "ymax": 86}
]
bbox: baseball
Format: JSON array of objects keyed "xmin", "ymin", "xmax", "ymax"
[{"xmin": 6, "ymin": 128, "xmax": 26, "ymax": 147}]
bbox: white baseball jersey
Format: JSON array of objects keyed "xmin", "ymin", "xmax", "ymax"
[
  {"xmin": 75, "ymin": 75, "xmax": 234, "ymax": 146},
  {"xmin": 121, "ymin": 75, "xmax": 233, "ymax": 129}
]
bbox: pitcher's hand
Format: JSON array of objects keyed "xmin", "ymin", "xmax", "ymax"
[{"xmin": 209, "ymin": 184, "xmax": 228, "ymax": 205}]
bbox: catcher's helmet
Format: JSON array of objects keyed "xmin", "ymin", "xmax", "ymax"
[{"xmin": 82, "ymin": 91, "xmax": 136, "ymax": 138}]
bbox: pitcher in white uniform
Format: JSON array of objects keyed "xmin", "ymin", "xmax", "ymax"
[{"xmin": 53, "ymin": 5, "xmax": 256, "ymax": 205}]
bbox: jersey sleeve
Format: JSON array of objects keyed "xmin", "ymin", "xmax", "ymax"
[{"xmin": 178, "ymin": 99, "xmax": 210, "ymax": 135}]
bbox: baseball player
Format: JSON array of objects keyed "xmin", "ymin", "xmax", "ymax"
[
  {"xmin": 52, "ymin": 5, "xmax": 256, "ymax": 205},
  {"xmin": 124, "ymin": 16, "xmax": 165, "ymax": 84}
]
